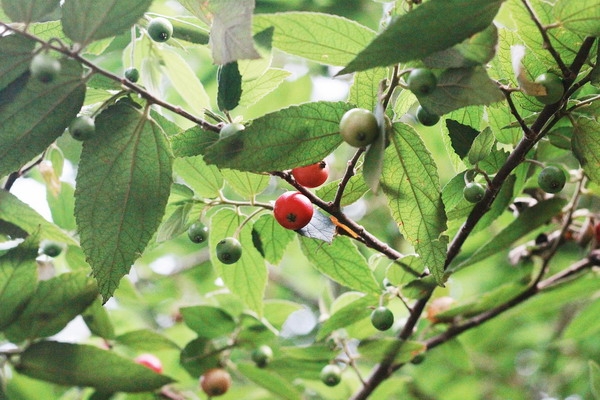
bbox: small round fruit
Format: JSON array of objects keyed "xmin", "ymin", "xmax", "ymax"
[
  {"xmin": 68, "ymin": 116, "xmax": 95, "ymax": 141},
  {"xmin": 291, "ymin": 160, "xmax": 329, "ymax": 188},
  {"xmin": 407, "ymin": 68, "xmax": 437, "ymax": 96},
  {"xmin": 188, "ymin": 222, "xmax": 209, "ymax": 244},
  {"xmin": 251, "ymin": 345, "xmax": 273, "ymax": 368},
  {"xmin": 134, "ymin": 354, "xmax": 163, "ymax": 374},
  {"xmin": 426, "ymin": 296, "xmax": 455, "ymax": 324},
  {"xmin": 220, "ymin": 122, "xmax": 245, "ymax": 139},
  {"xmin": 200, "ymin": 368, "xmax": 231, "ymax": 397},
  {"xmin": 320, "ymin": 364, "xmax": 342, "ymax": 387},
  {"xmin": 416, "ymin": 106, "xmax": 440, "ymax": 126},
  {"xmin": 538, "ymin": 165, "xmax": 566, "ymax": 193},
  {"xmin": 41, "ymin": 241, "xmax": 63, "ymax": 257},
  {"xmin": 124, "ymin": 67, "xmax": 139, "ymax": 83},
  {"xmin": 534, "ymin": 72, "xmax": 564, "ymax": 105},
  {"xmin": 30, "ymin": 53, "xmax": 61, "ymax": 83},
  {"xmin": 370, "ymin": 306, "xmax": 394, "ymax": 331},
  {"xmin": 216, "ymin": 237, "xmax": 242, "ymax": 264},
  {"xmin": 339, "ymin": 108, "xmax": 379, "ymax": 148},
  {"xmin": 463, "ymin": 182, "xmax": 485, "ymax": 203},
  {"xmin": 147, "ymin": 17, "xmax": 173, "ymax": 42},
  {"xmin": 273, "ymin": 191, "xmax": 314, "ymax": 230}
]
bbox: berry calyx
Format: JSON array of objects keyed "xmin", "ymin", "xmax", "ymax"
[
  {"xmin": 147, "ymin": 17, "xmax": 173, "ymax": 43},
  {"xmin": 538, "ymin": 165, "xmax": 566, "ymax": 194},
  {"xmin": 251, "ymin": 345, "xmax": 273, "ymax": 368},
  {"xmin": 134, "ymin": 354, "xmax": 163, "ymax": 374},
  {"xmin": 220, "ymin": 122, "xmax": 245, "ymax": 139},
  {"xmin": 339, "ymin": 108, "xmax": 379, "ymax": 148},
  {"xmin": 534, "ymin": 72, "xmax": 564, "ymax": 105},
  {"xmin": 41, "ymin": 241, "xmax": 63, "ymax": 257},
  {"xmin": 320, "ymin": 364, "xmax": 342, "ymax": 387},
  {"xmin": 273, "ymin": 191, "xmax": 314, "ymax": 230},
  {"xmin": 291, "ymin": 160, "xmax": 329, "ymax": 188},
  {"xmin": 124, "ymin": 67, "xmax": 139, "ymax": 83},
  {"xmin": 416, "ymin": 106, "xmax": 440, "ymax": 126},
  {"xmin": 200, "ymin": 368, "xmax": 231, "ymax": 397},
  {"xmin": 407, "ymin": 68, "xmax": 437, "ymax": 96},
  {"xmin": 216, "ymin": 237, "xmax": 242, "ymax": 264},
  {"xmin": 463, "ymin": 182, "xmax": 485, "ymax": 203},
  {"xmin": 370, "ymin": 306, "xmax": 394, "ymax": 331},
  {"xmin": 68, "ymin": 116, "xmax": 95, "ymax": 141},
  {"xmin": 30, "ymin": 53, "xmax": 61, "ymax": 83},
  {"xmin": 188, "ymin": 222, "xmax": 209, "ymax": 244}
]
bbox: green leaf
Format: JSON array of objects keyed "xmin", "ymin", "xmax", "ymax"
[
  {"xmin": 115, "ymin": 329, "xmax": 181, "ymax": 351},
  {"xmin": 156, "ymin": 203, "xmax": 193, "ymax": 243},
  {"xmin": 572, "ymin": 117, "xmax": 600, "ymax": 185},
  {"xmin": 171, "ymin": 126, "xmax": 219, "ymax": 158},
  {"xmin": 555, "ymin": 0, "xmax": 600, "ymax": 36},
  {"xmin": 218, "ymin": 62, "xmax": 242, "ymax": 112},
  {"xmin": 16, "ymin": 341, "xmax": 174, "ymax": 392},
  {"xmin": 239, "ymin": 68, "xmax": 292, "ymax": 107},
  {"xmin": 0, "ymin": 35, "xmax": 35, "ymax": 92},
  {"xmin": 417, "ymin": 67, "xmax": 504, "ymax": 116},
  {"xmin": 46, "ymin": 182, "xmax": 76, "ymax": 231},
  {"xmin": 0, "ymin": 234, "xmax": 38, "ymax": 330},
  {"xmin": 222, "ymin": 169, "xmax": 269, "ymax": 198},
  {"xmin": 381, "ymin": 123, "xmax": 447, "ymax": 283},
  {"xmin": 252, "ymin": 214, "xmax": 295, "ymax": 265},
  {"xmin": 358, "ymin": 339, "xmax": 426, "ymax": 364},
  {"xmin": 472, "ymin": 175, "xmax": 515, "ymax": 234},
  {"xmin": 363, "ymin": 102, "xmax": 388, "ymax": 193},
  {"xmin": 174, "ymin": 155, "xmax": 223, "ymax": 198},
  {"xmin": 237, "ymin": 363, "xmax": 302, "ymax": 400},
  {"xmin": 253, "ymin": 12, "xmax": 376, "ymax": 66},
  {"xmin": 5, "ymin": 271, "xmax": 98, "ymax": 342},
  {"xmin": 446, "ymin": 119, "xmax": 480, "ymax": 159},
  {"xmin": 61, "ymin": 0, "xmax": 152, "ymax": 46},
  {"xmin": 180, "ymin": 337, "xmax": 221, "ymax": 377},
  {"xmin": 75, "ymin": 102, "xmax": 173, "ymax": 301},
  {"xmin": 591, "ymin": 360, "xmax": 600, "ymax": 400},
  {"xmin": 442, "ymin": 172, "xmax": 474, "ymax": 221},
  {"xmin": 263, "ymin": 300, "xmax": 302, "ymax": 330},
  {"xmin": 340, "ymin": 0, "xmax": 505, "ymax": 74},
  {"xmin": 1, "ymin": 0, "xmax": 59, "ymax": 23},
  {"xmin": 467, "ymin": 127, "xmax": 495, "ymax": 165},
  {"xmin": 236, "ymin": 313, "xmax": 277, "ymax": 346},
  {"xmin": 317, "ymin": 293, "xmax": 377, "ymax": 341},
  {"xmin": 0, "ymin": 57, "xmax": 85, "ymax": 179},
  {"xmin": 563, "ymin": 298, "xmax": 600, "ymax": 340},
  {"xmin": 209, "ymin": 208, "xmax": 267, "ymax": 315},
  {"xmin": 181, "ymin": 305, "xmax": 237, "ymax": 339},
  {"xmin": 300, "ymin": 236, "xmax": 380, "ymax": 294},
  {"xmin": 81, "ymin": 297, "xmax": 115, "ymax": 340},
  {"xmin": 453, "ymin": 197, "xmax": 567, "ymax": 270},
  {"xmin": 316, "ymin": 175, "xmax": 369, "ymax": 207},
  {"xmin": 349, "ymin": 67, "xmax": 389, "ymax": 110},
  {"xmin": 204, "ymin": 101, "xmax": 354, "ymax": 172}
]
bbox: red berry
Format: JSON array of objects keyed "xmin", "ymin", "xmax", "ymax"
[
  {"xmin": 273, "ymin": 192, "xmax": 314, "ymax": 230},
  {"xmin": 291, "ymin": 161, "xmax": 329, "ymax": 188},
  {"xmin": 200, "ymin": 368, "xmax": 232, "ymax": 396},
  {"xmin": 134, "ymin": 354, "xmax": 163, "ymax": 374}
]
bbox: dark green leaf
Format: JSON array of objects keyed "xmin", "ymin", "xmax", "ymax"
[
  {"xmin": 0, "ymin": 58, "xmax": 85, "ymax": 179},
  {"xmin": 81, "ymin": 298, "xmax": 115, "ymax": 340},
  {"xmin": 171, "ymin": 126, "xmax": 219, "ymax": 158},
  {"xmin": 442, "ymin": 171, "xmax": 475, "ymax": 221},
  {"xmin": 2, "ymin": 0, "xmax": 59, "ymax": 23},
  {"xmin": 572, "ymin": 117, "xmax": 600, "ymax": 185},
  {"xmin": 115, "ymin": 329, "xmax": 181, "ymax": 351},
  {"xmin": 75, "ymin": 102, "xmax": 173, "ymax": 301},
  {"xmin": 317, "ymin": 293, "xmax": 377, "ymax": 341},
  {"xmin": 358, "ymin": 339, "xmax": 426, "ymax": 364},
  {"xmin": 237, "ymin": 363, "xmax": 302, "ymax": 400},
  {"xmin": 467, "ymin": 127, "xmax": 495, "ymax": 165},
  {"xmin": 340, "ymin": 0, "xmax": 505, "ymax": 74},
  {"xmin": 252, "ymin": 214, "xmax": 295, "ymax": 265},
  {"xmin": 217, "ymin": 62, "xmax": 242, "ymax": 111},
  {"xmin": 180, "ymin": 337, "xmax": 221, "ymax": 377},
  {"xmin": 446, "ymin": 119, "xmax": 480, "ymax": 159},
  {"xmin": 0, "ymin": 35, "xmax": 35, "ymax": 92},
  {"xmin": 156, "ymin": 203, "xmax": 193, "ymax": 243},
  {"xmin": 181, "ymin": 305, "xmax": 237, "ymax": 339},
  {"xmin": 591, "ymin": 360, "xmax": 600, "ymax": 400},
  {"xmin": 16, "ymin": 341, "xmax": 174, "ymax": 392}
]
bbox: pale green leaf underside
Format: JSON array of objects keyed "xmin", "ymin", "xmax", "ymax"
[
  {"xmin": 2, "ymin": 0, "xmax": 58, "ymax": 23},
  {"xmin": 252, "ymin": 214, "xmax": 295, "ymax": 265},
  {"xmin": 572, "ymin": 117, "xmax": 600, "ymax": 184},
  {"xmin": 75, "ymin": 102, "xmax": 172, "ymax": 301},
  {"xmin": 253, "ymin": 12, "xmax": 376, "ymax": 67},
  {"xmin": 209, "ymin": 0, "xmax": 260, "ymax": 64},
  {"xmin": 555, "ymin": 0, "xmax": 600, "ymax": 36}
]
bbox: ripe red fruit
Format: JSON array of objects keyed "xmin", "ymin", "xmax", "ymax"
[
  {"xmin": 273, "ymin": 192, "xmax": 314, "ymax": 230},
  {"xmin": 200, "ymin": 368, "xmax": 232, "ymax": 397},
  {"xmin": 291, "ymin": 161, "xmax": 329, "ymax": 188},
  {"xmin": 134, "ymin": 354, "xmax": 163, "ymax": 374}
]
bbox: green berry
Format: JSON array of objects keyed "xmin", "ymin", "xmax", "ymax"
[
  {"xmin": 339, "ymin": 108, "xmax": 379, "ymax": 148},
  {"xmin": 370, "ymin": 306, "xmax": 394, "ymax": 331},
  {"xmin": 69, "ymin": 116, "xmax": 95, "ymax": 141},
  {"xmin": 30, "ymin": 53, "xmax": 61, "ymax": 83},
  {"xmin": 538, "ymin": 166, "xmax": 566, "ymax": 194},
  {"xmin": 251, "ymin": 345, "xmax": 273, "ymax": 368},
  {"xmin": 216, "ymin": 237, "xmax": 242, "ymax": 264},
  {"xmin": 416, "ymin": 106, "xmax": 440, "ymax": 126},
  {"xmin": 187, "ymin": 222, "xmax": 209, "ymax": 244},
  {"xmin": 534, "ymin": 72, "xmax": 564, "ymax": 105},
  {"xmin": 407, "ymin": 68, "xmax": 437, "ymax": 96},
  {"xmin": 463, "ymin": 182, "xmax": 485, "ymax": 203},
  {"xmin": 41, "ymin": 241, "xmax": 63, "ymax": 257},
  {"xmin": 124, "ymin": 67, "xmax": 140, "ymax": 83},
  {"xmin": 148, "ymin": 17, "xmax": 173, "ymax": 42},
  {"xmin": 320, "ymin": 364, "xmax": 342, "ymax": 387}
]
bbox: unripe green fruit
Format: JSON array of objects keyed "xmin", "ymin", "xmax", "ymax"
[
  {"xmin": 534, "ymin": 72, "xmax": 564, "ymax": 105},
  {"xmin": 69, "ymin": 116, "xmax": 95, "ymax": 141},
  {"xmin": 220, "ymin": 122, "xmax": 245, "ymax": 139},
  {"xmin": 30, "ymin": 53, "xmax": 61, "ymax": 83},
  {"xmin": 216, "ymin": 237, "xmax": 242, "ymax": 264},
  {"xmin": 339, "ymin": 108, "xmax": 379, "ymax": 148},
  {"xmin": 187, "ymin": 222, "xmax": 208, "ymax": 244},
  {"xmin": 147, "ymin": 17, "xmax": 173, "ymax": 42},
  {"xmin": 124, "ymin": 67, "xmax": 139, "ymax": 83},
  {"xmin": 251, "ymin": 345, "xmax": 273, "ymax": 368},
  {"xmin": 370, "ymin": 306, "xmax": 394, "ymax": 331},
  {"xmin": 407, "ymin": 68, "xmax": 437, "ymax": 96},
  {"xmin": 416, "ymin": 106, "xmax": 440, "ymax": 126},
  {"xmin": 538, "ymin": 166, "xmax": 566, "ymax": 193},
  {"xmin": 41, "ymin": 241, "xmax": 63, "ymax": 257},
  {"xmin": 463, "ymin": 182, "xmax": 485, "ymax": 203},
  {"xmin": 320, "ymin": 364, "xmax": 342, "ymax": 387}
]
